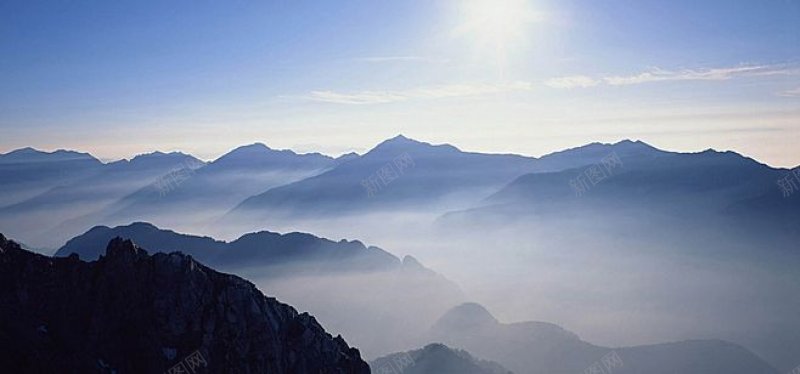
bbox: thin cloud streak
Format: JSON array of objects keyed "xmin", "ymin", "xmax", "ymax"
[
  {"xmin": 304, "ymin": 82, "xmax": 533, "ymax": 105},
  {"xmin": 778, "ymin": 87, "xmax": 800, "ymax": 97},
  {"xmin": 604, "ymin": 64, "xmax": 798, "ymax": 85},
  {"xmin": 352, "ymin": 56, "xmax": 447, "ymax": 64},
  {"xmin": 545, "ymin": 75, "xmax": 600, "ymax": 89},
  {"xmin": 547, "ymin": 63, "xmax": 800, "ymax": 89}
]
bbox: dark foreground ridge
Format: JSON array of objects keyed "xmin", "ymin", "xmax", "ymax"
[{"xmin": 0, "ymin": 233, "xmax": 370, "ymax": 373}]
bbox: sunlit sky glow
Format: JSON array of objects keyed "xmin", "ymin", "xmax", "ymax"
[{"xmin": 1, "ymin": 0, "xmax": 798, "ymax": 166}]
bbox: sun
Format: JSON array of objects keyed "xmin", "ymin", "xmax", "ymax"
[{"xmin": 455, "ymin": 0, "xmax": 541, "ymax": 63}]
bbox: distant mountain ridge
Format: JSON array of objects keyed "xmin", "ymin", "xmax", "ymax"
[
  {"xmin": 230, "ymin": 135, "xmax": 539, "ymax": 218},
  {"xmin": 0, "ymin": 151, "xmax": 204, "ymax": 248},
  {"xmin": 4, "ymin": 137, "xmax": 796, "ymax": 249},
  {"xmin": 0, "ymin": 147, "xmax": 99, "ymax": 164},
  {"xmin": 0, "ymin": 143, "xmax": 342, "ymax": 248},
  {"xmin": 0, "ymin": 233, "xmax": 370, "ymax": 373},
  {"xmin": 0, "ymin": 147, "xmax": 105, "ymax": 208},
  {"xmin": 441, "ymin": 139, "xmax": 800, "ymax": 251},
  {"xmin": 55, "ymin": 222, "xmax": 401, "ymax": 275},
  {"xmin": 83, "ymin": 143, "xmax": 342, "ymax": 237}
]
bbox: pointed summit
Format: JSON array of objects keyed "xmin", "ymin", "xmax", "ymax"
[
  {"xmin": 105, "ymin": 237, "xmax": 147, "ymax": 259},
  {"xmin": 214, "ymin": 143, "xmax": 272, "ymax": 161},
  {"xmin": 433, "ymin": 302, "xmax": 499, "ymax": 331},
  {"xmin": 211, "ymin": 142, "xmax": 334, "ymax": 167},
  {"xmin": 368, "ymin": 135, "xmax": 459, "ymax": 157}
]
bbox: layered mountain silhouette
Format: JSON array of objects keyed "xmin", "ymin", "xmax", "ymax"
[
  {"xmin": 0, "ymin": 151, "xmax": 203, "ymax": 248},
  {"xmin": 427, "ymin": 303, "xmax": 779, "ymax": 374},
  {"xmin": 0, "ymin": 147, "xmax": 104, "ymax": 208},
  {"xmin": 55, "ymin": 222, "xmax": 399, "ymax": 275},
  {"xmin": 0, "ymin": 143, "xmax": 345, "ymax": 248},
  {"xmin": 442, "ymin": 140, "xmax": 800, "ymax": 254},
  {"xmin": 106, "ymin": 143, "xmax": 339, "ymax": 221},
  {"xmin": 3, "ymin": 137, "xmax": 798, "ymax": 370},
  {"xmin": 54, "ymin": 222, "xmax": 466, "ymax": 358},
  {"xmin": 371, "ymin": 343, "xmax": 512, "ymax": 374},
  {"xmin": 230, "ymin": 135, "xmax": 538, "ymax": 218},
  {"xmin": 435, "ymin": 141, "xmax": 800, "ymax": 371},
  {"xmin": 0, "ymin": 233, "xmax": 369, "ymax": 373}
]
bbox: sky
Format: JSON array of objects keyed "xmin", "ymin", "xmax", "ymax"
[{"xmin": 1, "ymin": 0, "xmax": 798, "ymax": 166}]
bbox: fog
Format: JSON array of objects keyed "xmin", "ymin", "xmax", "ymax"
[
  {"xmin": 207, "ymin": 203, "xmax": 800, "ymax": 369},
  {"xmin": 3, "ymin": 171, "xmax": 798, "ymax": 370}
]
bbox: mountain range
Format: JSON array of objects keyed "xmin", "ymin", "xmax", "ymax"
[
  {"xmin": 2, "ymin": 136, "xmax": 798, "ymax": 370},
  {"xmin": 53, "ymin": 222, "xmax": 466, "ymax": 359},
  {"xmin": 0, "ymin": 147, "xmax": 104, "ymax": 208},
  {"xmin": 3, "ymin": 136, "xmax": 797, "ymax": 251},
  {"xmin": 231, "ymin": 135, "xmax": 539, "ymax": 219},
  {"xmin": 0, "ymin": 151, "xmax": 203, "ymax": 247},
  {"xmin": 55, "ymin": 222, "xmax": 401, "ymax": 275}
]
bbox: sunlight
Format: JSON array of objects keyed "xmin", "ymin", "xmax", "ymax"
[{"xmin": 455, "ymin": 0, "xmax": 542, "ymax": 61}]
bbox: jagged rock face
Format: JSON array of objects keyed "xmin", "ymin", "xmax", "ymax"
[{"xmin": 0, "ymin": 233, "xmax": 370, "ymax": 374}]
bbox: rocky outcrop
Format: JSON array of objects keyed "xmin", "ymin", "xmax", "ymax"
[{"xmin": 0, "ymin": 233, "xmax": 370, "ymax": 373}]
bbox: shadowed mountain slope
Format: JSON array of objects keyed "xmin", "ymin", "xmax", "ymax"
[
  {"xmin": 231, "ymin": 135, "xmax": 539, "ymax": 218},
  {"xmin": 55, "ymin": 222, "xmax": 399, "ymax": 275},
  {"xmin": 0, "ymin": 233, "xmax": 370, "ymax": 373}
]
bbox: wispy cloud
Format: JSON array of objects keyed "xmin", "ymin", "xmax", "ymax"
[
  {"xmin": 545, "ymin": 75, "xmax": 600, "ymax": 89},
  {"xmin": 304, "ymin": 82, "xmax": 533, "ymax": 105},
  {"xmin": 778, "ymin": 87, "xmax": 800, "ymax": 97},
  {"xmin": 547, "ymin": 63, "xmax": 800, "ymax": 89},
  {"xmin": 604, "ymin": 64, "xmax": 797, "ymax": 85},
  {"xmin": 352, "ymin": 56, "xmax": 447, "ymax": 64}
]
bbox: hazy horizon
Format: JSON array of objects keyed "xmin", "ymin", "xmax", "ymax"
[
  {"xmin": 2, "ymin": 0, "xmax": 799, "ymax": 167},
  {"xmin": 2, "ymin": 135, "xmax": 798, "ymax": 169},
  {"xmin": 1, "ymin": 1, "xmax": 798, "ymax": 373}
]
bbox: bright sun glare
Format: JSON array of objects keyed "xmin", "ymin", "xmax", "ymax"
[{"xmin": 456, "ymin": 0, "xmax": 540, "ymax": 59}]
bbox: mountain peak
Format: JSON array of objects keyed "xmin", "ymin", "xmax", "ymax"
[
  {"xmin": 389, "ymin": 134, "xmax": 412, "ymax": 141},
  {"xmin": 0, "ymin": 147, "xmax": 99, "ymax": 164},
  {"xmin": 240, "ymin": 142, "xmax": 272, "ymax": 151},
  {"xmin": 378, "ymin": 134, "xmax": 423, "ymax": 147},
  {"xmin": 5, "ymin": 146, "xmax": 39, "ymax": 155},
  {"xmin": 369, "ymin": 135, "xmax": 459, "ymax": 156},
  {"xmin": 212, "ymin": 143, "xmax": 336, "ymax": 167},
  {"xmin": 434, "ymin": 302, "xmax": 499, "ymax": 330},
  {"xmin": 105, "ymin": 237, "xmax": 147, "ymax": 259}
]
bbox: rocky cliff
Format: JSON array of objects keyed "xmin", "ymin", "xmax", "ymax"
[{"xmin": 0, "ymin": 233, "xmax": 370, "ymax": 373}]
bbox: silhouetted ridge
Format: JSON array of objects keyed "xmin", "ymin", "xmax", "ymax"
[
  {"xmin": 0, "ymin": 234, "xmax": 369, "ymax": 373},
  {"xmin": 55, "ymin": 222, "xmax": 402, "ymax": 275},
  {"xmin": 433, "ymin": 302, "xmax": 499, "ymax": 330}
]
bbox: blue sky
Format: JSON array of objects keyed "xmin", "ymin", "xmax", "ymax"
[{"xmin": 1, "ymin": 0, "xmax": 798, "ymax": 166}]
